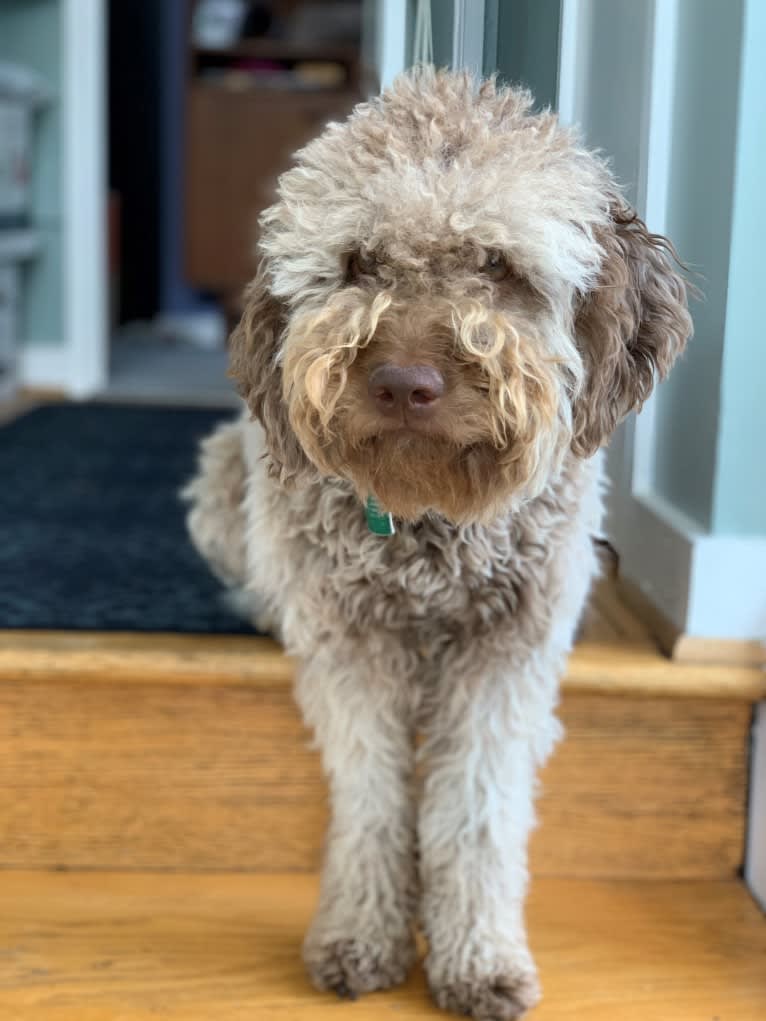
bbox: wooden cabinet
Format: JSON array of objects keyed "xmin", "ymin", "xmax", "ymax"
[
  {"xmin": 185, "ymin": 83, "xmax": 356, "ymax": 291},
  {"xmin": 184, "ymin": 36, "xmax": 360, "ymax": 294}
]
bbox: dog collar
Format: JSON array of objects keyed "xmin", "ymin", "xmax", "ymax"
[{"xmin": 365, "ymin": 496, "xmax": 395, "ymax": 536}]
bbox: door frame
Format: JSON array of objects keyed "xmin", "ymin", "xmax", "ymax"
[{"xmin": 63, "ymin": 0, "xmax": 108, "ymax": 396}]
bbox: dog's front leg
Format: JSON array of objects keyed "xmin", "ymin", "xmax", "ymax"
[
  {"xmin": 419, "ymin": 643, "xmax": 561, "ymax": 1020},
  {"xmin": 295, "ymin": 639, "xmax": 417, "ymax": 999}
]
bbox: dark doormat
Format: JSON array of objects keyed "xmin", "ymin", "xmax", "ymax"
[{"xmin": 0, "ymin": 403, "xmax": 259, "ymax": 634}]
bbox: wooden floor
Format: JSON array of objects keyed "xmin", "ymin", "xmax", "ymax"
[{"xmin": 0, "ymin": 871, "xmax": 763, "ymax": 1020}]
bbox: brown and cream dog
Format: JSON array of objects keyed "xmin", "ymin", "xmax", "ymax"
[{"xmin": 184, "ymin": 70, "xmax": 691, "ymax": 1020}]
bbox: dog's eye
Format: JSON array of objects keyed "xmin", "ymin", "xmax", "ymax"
[
  {"xmin": 481, "ymin": 250, "xmax": 509, "ymax": 282},
  {"xmin": 346, "ymin": 250, "xmax": 378, "ymax": 280}
]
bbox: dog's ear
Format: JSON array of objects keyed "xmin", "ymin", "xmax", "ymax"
[
  {"xmin": 229, "ymin": 261, "xmax": 312, "ymax": 483},
  {"xmin": 571, "ymin": 200, "xmax": 692, "ymax": 456}
]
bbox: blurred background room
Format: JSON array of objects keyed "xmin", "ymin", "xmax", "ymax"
[
  {"xmin": 1, "ymin": 0, "xmax": 569, "ymax": 408},
  {"xmin": 107, "ymin": 0, "xmax": 368, "ymax": 404},
  {"xmin": 2, "ymin": 0, "xmax": 371, "ymax": 406}
]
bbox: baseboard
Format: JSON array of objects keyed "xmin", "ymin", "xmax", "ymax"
[
  {"xmin": 16, "ymin": 343, "xmax": 105, "ymax": 398},
  {"xmin": 614, "ymin": 491, "xmax": 766, "ymax": 645},
  {"xmin": 672, "ymin": 634, "xmax": 766, "ymax": 667},
  {"xmin": 689, "ymin": 534, "xmax": 766, "ymax": 640},
  {"xmin": 620, "ymin": 576, "xmax": 766, "ymax": 666},
  {"xmin": 17, "ymin": 344, "xmax": 73, "ymax": 392}
]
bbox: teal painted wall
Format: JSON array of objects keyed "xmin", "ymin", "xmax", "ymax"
[
  {"xmin": 711, "ymin": 0, "xmax": 766, "ymax": 535},
  {"xmin": 487, "ymin": 0, "xmax": 560, "ymax": 109},
  {"xmin": 431, "ymin": 0, "xmax": 454, "ymax": 67},
  {"xmin": 650, "ymin": 0, "xmax": 744, "ymax": 530},
  {"xmin": 571, "ymin": 0, "xmax": 651, "ymax": 206},
  {"xmin": 0, "ymin": 0, "xmax": 63, "ymax": 347}
]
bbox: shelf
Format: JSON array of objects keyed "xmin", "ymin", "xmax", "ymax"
[
  {"xmin": 190, "ymin": 78, "xmax": 359, "ymax": 102},
  {"xmin": 0, "ymin": 229, "xmax": 41, "ymax": 262},
  {"xmin": 194, "ymin": 39, "xmax": 359, "ymax": 64}
]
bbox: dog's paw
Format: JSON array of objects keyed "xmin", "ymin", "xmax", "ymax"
[
  {"xmin": 304, "ymin": 933, "xmax": 416, "ymax": 999},
  {"xmin": 428, "ymin": 961, "xmax": 540, "ymax": 1020}
]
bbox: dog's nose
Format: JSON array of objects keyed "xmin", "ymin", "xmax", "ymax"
[{"xmin": 368, "ymin": 363, "xmax": 445, "ymax": 417}]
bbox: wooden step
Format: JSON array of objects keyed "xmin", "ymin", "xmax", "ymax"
[
  {"xmin": 1, "ymin": 574, "xmax": 762, "ymax": 879},
  {"xmin": 0, "ymin": 871, "xmax": 764, "ymax": 1020},
  {"xmin": 2, "ymin": 627, "xmax": 765, "ymax": 698},
  {"xmin": 0, "ymin": 629, "xmax": 757, "ymax": 878}
]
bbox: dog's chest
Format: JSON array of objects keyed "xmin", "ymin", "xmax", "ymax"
[
  {"xmin": 247, "ymin": 438, "xmax": 603, "ymax": 654},
  {"xmin": 337, "ymin": 527, "xmax": 520, "ymax": 632},
  {"xmin": 274, "ymin": 481, "xmax": 555, "ymax": 639}
]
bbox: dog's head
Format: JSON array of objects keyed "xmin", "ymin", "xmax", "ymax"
[{"xmin": 231, "ymin": 70, "xmax": 692, "ymax": 523}]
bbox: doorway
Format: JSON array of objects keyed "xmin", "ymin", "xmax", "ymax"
[{"xmin": 105, "ymin": 0, "xmax": 365, "ymax": 405}]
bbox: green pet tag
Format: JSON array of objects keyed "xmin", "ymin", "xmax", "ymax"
[{"xmin": 365, "ymin": 496, "xmax": 395, "ymax": 536}]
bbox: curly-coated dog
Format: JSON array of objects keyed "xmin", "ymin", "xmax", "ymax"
[{"xmin": 185, "ymin": 70, "xmax": 692, "ymax": 1019}]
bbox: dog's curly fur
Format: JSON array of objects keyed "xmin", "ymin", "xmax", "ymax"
[{"xmin": 185, "ymin": 70, "xmax": 692, "ymax": 1019}]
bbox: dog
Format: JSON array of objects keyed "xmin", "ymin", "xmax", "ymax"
[{"xmin": 184, "ymin": 69, "xmax": 691, "ymax": 1020}]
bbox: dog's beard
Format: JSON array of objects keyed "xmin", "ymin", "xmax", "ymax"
[
  {"xmin": 309, "ymin": 416, "xmax": 573, "ymax": 522},
  {"xmin": 326, "ymin": 431, "xmax": 544, "ymax": 522},
  {"xmin": 282, "ymin": 291, "xmax": 579, "ymax": 523},
  {"xmin": 291, "ymin": 397, "xmax": 573, "ymax": 524}
]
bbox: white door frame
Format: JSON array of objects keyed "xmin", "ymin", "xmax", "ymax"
[
  {"xmin": 20, "ymin": 0, "xmax": 108, "ymax": 394},
  {"xmin": 63, "ymin": 0, "xmax": 108, "ymax": 396},
  {"xmin": 16, "ymin": 0, "xmax": 108, "ymax": 395},
  {"xmin": 375, "ymin": 0, "xmax": 408, "ymax": 90}
]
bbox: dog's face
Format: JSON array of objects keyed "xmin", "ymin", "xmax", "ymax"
[{"xmin": 231, "ymin": 71, "xmax": 692, "ymax": 523}]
